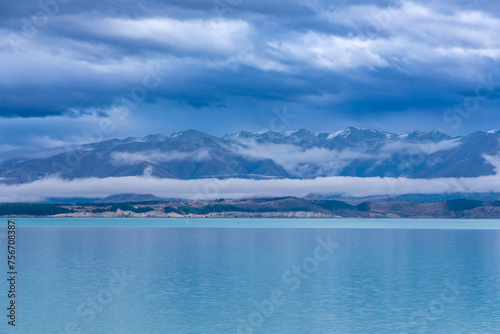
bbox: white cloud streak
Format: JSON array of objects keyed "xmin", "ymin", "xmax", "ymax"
[
  {"xmin": 87, "ymin": 17, "xmax": 252, "ymax": 56},
  {"xmin": 381, "ymin": 139, "xmax": 461, "ymax": 154},
  {"xmin": 483, "ymin": 154, "xmax": 500, "ymax": 174},
  {"xmin": 111, "ymin": 150, "xmax": 210, "ymax": 165}
]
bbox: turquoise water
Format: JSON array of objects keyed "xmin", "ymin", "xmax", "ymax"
[{"xmin": 1, "ymin": 219, "xmax": 500, "ymax": 333}]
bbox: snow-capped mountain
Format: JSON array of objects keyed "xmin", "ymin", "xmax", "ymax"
[{"xmin": 1, "ymin": 127, "xmax": 499, "ymax": 184}]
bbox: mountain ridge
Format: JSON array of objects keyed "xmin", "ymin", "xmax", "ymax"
[{"xmin": 1, "ymin": 127, "xmax": 499, "ymax": 184}]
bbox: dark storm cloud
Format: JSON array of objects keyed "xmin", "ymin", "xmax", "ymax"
[{"xmin": 0, "ymin": 0, "xmax": 499, "ymax": 138}]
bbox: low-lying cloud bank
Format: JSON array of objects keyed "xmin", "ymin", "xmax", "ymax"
[
  {"xmin": 111, "ymin": 150, "xmax": 210, "ymax": 165},
  {"xmin": 2, "ymin": 175, "xmax": 500, "ymax": 203}
]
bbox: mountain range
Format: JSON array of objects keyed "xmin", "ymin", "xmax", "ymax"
[{"xmin": 1, "ymin": 127, "xmax": 500, "ymax": 184}]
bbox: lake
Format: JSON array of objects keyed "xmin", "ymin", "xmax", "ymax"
[{"xmin": 2, "ymin": 219, "xmax": 500, "ymax": 333}]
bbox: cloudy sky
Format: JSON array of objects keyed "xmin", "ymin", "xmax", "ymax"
[{"xmin": 1, "ymin": 0, "xmax": 500, "ymax": 157}]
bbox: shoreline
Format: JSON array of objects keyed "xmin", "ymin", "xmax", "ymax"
[{"xmin": 2, "ymin": 197, "xmax": 500, "ymax": 219}]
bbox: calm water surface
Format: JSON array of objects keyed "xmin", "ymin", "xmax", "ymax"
[{"xmin": 1, "ymin": 219, "xmax": 499, "ymax": 333}]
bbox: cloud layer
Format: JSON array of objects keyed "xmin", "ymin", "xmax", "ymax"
[{"xmin": 2, "ymin": 174, "xmax": 500, "ymax": 203}]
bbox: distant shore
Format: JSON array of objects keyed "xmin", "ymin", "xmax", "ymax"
[{"xmin": 2, "ymin": 197, "xmax": 500, "ymax": 219}]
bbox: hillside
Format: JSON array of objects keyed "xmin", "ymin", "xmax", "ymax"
[{"xmin": 2, "ymin": 197, "xmax": 500, "ymax": 219}]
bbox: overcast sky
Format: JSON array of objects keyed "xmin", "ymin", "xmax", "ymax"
[{"xmin": 1, "ymin": 0, "xmax": 500, "ymax": 156}]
